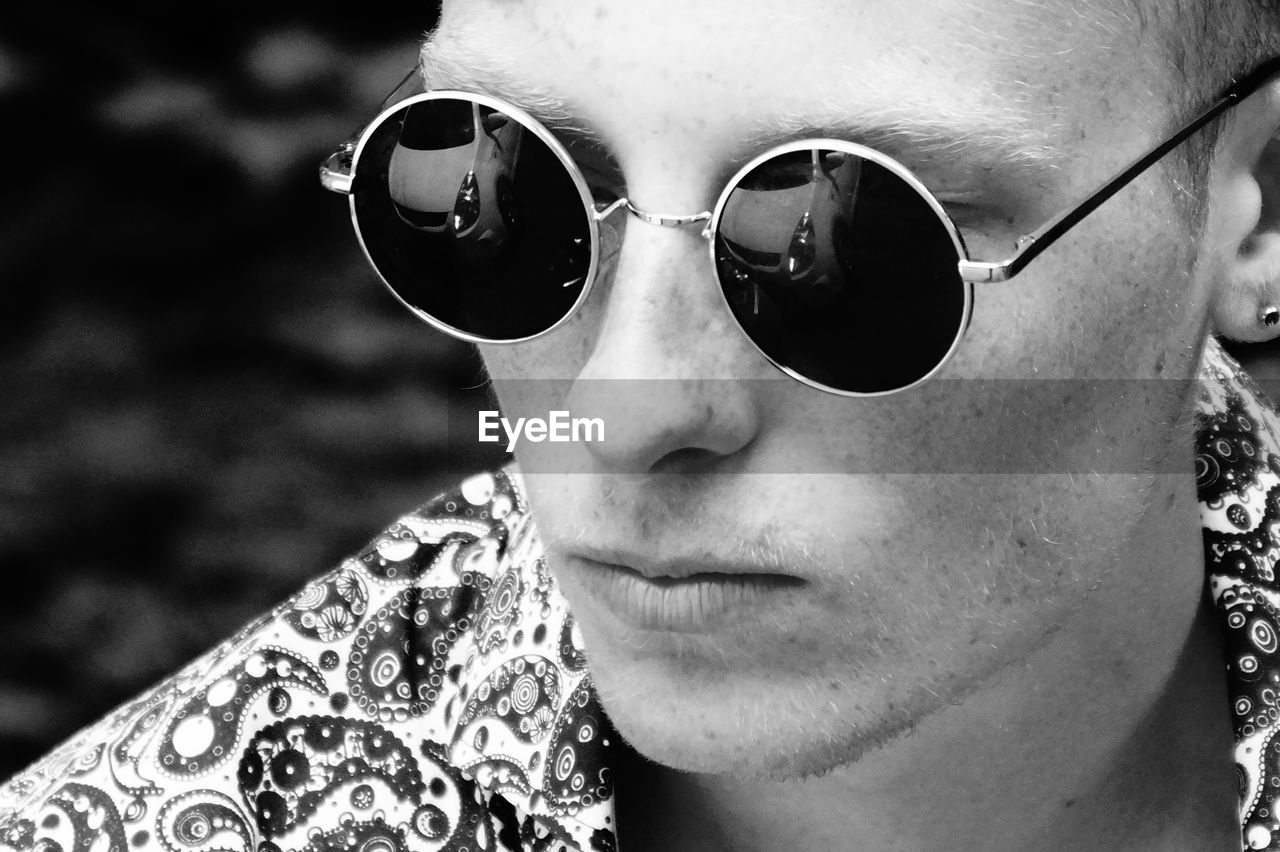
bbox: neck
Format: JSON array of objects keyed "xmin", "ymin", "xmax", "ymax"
[{"xmin": 616, "ymin": 475, "xmax": 1239, "ymax": 851}]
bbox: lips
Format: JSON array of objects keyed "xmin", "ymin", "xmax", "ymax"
[{"xmin": 563, "ymin": 550, "xmax": 805, "ymax": 633}]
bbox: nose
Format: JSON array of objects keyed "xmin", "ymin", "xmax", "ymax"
[{"xmin": 565, "ymin": 211, "xmax": 763, "ymax": 474}]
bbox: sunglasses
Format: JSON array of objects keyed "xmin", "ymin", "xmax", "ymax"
[{"xmin": 322, "ymin": 56, "xmax": 1280, "ymax": 396}]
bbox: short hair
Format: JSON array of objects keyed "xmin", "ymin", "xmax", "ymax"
[
  {"xmin": 1157, "ymin": 0, "xmax": 1280, "ymax": 220},
  {"xmin": 1176, "ymin": 0, "xmax": 1278, "ymax": 87}
]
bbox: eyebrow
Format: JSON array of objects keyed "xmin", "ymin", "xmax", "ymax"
[
  {"xmin": 419, "ymin": 39, "xmax": 588, "ymax": 130},
  {"xmin": 740, "ymin": 112, "xmax": 1060, "ymax": 178},
  {"xmin": 417, "ymin": 37, "xmax": 1064, "ymax": 181}
]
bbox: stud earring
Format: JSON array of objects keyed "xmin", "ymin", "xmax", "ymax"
[{"xmin": 1261, "ymin": 305, "xmax": 1280, "ymax": 328}]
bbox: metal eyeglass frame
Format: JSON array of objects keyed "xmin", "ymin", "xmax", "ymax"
[{"xmin": 320, "ymin": 56, "xmax": 1280, "ymax": 395}]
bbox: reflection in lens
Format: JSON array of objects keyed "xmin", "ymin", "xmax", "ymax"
[
  {"xmin": 715, "ymin": 148, "xmax": 967, "ymax": 394},
  {"xmin": 353, "ymin": 97, "xmax": 592, "ymax": 341}
]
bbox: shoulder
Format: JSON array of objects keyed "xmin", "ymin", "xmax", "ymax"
[{"xmin": 0, "ymin": 466, "xmax": 615, "ymax": 852}]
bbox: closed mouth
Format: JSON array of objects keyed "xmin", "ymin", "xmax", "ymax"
[{"xmin": 567, "ymin": 555, "xmax": 805, "ymax": 633}]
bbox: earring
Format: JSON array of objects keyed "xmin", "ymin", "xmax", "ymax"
[{"xmin": 1261, "ymin": 305, "xmax": 1280, "ymax": 328}]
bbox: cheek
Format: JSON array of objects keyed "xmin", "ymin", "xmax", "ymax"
[
  {"xmin": 876, "ymin": 474, "xmax": 1162, "ymax": 693},
  {"xmin": 477, "ymin": 327, "xmax": 597, "ymax": 473},
  {"xmin": 950, "ymin": 188, "xmax": 1202, "ymax": 381}
]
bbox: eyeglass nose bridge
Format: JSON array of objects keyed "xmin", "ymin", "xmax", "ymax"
[{"xmin": 595, "ymin": 198, "xmax": 714, "ymax": 238}]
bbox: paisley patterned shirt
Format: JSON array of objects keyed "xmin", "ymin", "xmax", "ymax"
[{"xmin": 4, "ymin": 335, "xmax": 1280, "ymax": 852}]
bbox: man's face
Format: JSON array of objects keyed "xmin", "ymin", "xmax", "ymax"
[{"xmin": 426, "ymin": 0, "xmax": 1213, "ymax": 778}]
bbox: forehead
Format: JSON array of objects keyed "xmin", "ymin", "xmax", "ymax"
[{"xmin": 426, "ymin": 0, "xmax": 1161, "ymax": 187}]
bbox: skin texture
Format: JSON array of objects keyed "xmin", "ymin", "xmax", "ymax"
[{"xmin": 418, "ymin": 0, "xmax": 1280, "ymax": 847}]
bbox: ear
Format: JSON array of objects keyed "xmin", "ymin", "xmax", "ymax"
[{"xmin": 1209, "ymin": 81, "xmax": 1280, "ymax": 342}]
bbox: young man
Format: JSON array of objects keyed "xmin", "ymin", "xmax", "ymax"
[{"xmin": 7, "ymin": 1, "xmax": 1280, "ymax": 849}]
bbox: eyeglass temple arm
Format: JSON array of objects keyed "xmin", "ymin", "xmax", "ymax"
[
  {"xmin": 320, "ymin": 65, "xmax": 424, "ymax": 195},
  {"xmin": 959, "ymin": 55, "xmax": 1280, "ymax": 284}
]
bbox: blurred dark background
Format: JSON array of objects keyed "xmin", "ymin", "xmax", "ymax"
[{"xmin": 0, "ymin": 6, "xmax": 510, "ymax": 775}]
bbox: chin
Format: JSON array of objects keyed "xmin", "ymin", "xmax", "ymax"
[{"xmin": 581, "ymin": 637, "xmax": 950, "ymax": 782}]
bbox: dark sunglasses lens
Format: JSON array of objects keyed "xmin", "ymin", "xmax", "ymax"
[
  {"xmin": 352, "ymin": 97, "xmax": 592, "ymax": 341},
  {"xmin": 714, "ymin": 149, "xmax": 967, "ymax": 394}
]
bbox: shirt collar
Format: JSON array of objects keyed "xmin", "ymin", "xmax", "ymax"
[{"xmin": 1198, "ymin": 335, "xmax": 1280, "ymax": 851}]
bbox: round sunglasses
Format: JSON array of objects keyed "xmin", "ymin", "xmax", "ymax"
[{"xmin": 321, "ymin": 57, "xmax": 1280, "ymax": 396}]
